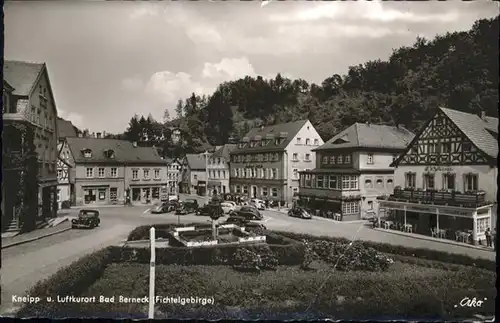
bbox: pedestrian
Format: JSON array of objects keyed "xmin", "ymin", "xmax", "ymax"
[
  {"xmin": 492, "ymin": 228, "xmax": 496, "ymax": 250},
  {"xmin": 485, "ymin": 227, "xmax": 492, "ymax": 247}
]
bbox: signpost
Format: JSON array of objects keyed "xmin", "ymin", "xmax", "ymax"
[{"xmin": 148, "ymin": 227, "xmax": 156, "ymax": 319}]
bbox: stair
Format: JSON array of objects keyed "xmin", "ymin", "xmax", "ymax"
[{"xmin": 6, "ymin": 218, "xmax": 20, "ymax": 232}]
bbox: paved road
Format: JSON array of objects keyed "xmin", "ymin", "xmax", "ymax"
[{"xmin": 1, "ymin": 201, "xmax": 494, "ymax": 315}]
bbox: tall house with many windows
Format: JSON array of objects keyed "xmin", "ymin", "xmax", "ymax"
[
  {"xmin": 379, "ymin": 108, "xmax": 497, "ymax": 245},
  {"xmin": 165, "ymin": 158, "xmax": 182, "ymax": 195},
  {"xmin": 208, "ymin": 144, "xmax": 237, "ymax": 196},
  {"xmin": 181, "ymin": 153, "xmax": 209, "ymax": 195},
  {"xmin": 299, "ymin": 123, "xmax": 414, "ymax": 221},
  {"xmin": 3, "ymin": 60, "xmax": 59, "ymax": 230},
  {"xmin": 64, "ymin": 138, "xmax": 169, "ymax": 205},
  {"xmin": 230, "ymin": 120, "xmax": 323, "ymax": 204}
]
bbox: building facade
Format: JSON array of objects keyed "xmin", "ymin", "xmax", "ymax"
[
  {"xmin": 378, "ymin": 108, "xmax": 497, "ymax": 245},
  {"xmin": 182, "ymin": 153, "xmax": 209, "ymax": 195},
  {"xmin": 3, "ymin": 61, "xmax": 59, "ymax": 231},
  {"xmin": 298, "ymin": 123, "xmax": 414, "ymax": 221},
  {"xmin": 208, "ymin": 144, "xmax": 236, "ymax": 196},
  {"xmin": 64, "ymin": 137, "xmax": 170, "ymax": 206},
  {"xmin": 166, "ymin": 158, "xmax": 182, "ymax": 195},
  {"xmin": 230, "ymin": 120, "xmax": 323, "ymax": 205}
]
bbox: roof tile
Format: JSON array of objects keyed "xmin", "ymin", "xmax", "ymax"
[{"xmin": 3, "ymin": 60, "xmax": 44, "ymax": 96}]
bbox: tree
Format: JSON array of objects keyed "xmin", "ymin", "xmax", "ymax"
[
  {"xmin": 163, "ymin": 109, "xmax": 171, "ymax": 124},
  {"xmin": 175, "ymin": 99, "xmax": 184, "ymax": 118}
]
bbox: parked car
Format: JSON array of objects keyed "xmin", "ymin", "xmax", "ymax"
[
  {"xmin": 196, "ymin": 203, "xmax": 224, "ymax": 217},
  {"xmin": 151, "ymin": 201, "xmax": 179, "ymax": 214},
  {"xmin": 175, "ymin": 199, "xmax": 199, "ymax": 215},
  {"xmin": 221, "ymin": 201, "xmax": 236, "ymax": 214},
  {"xmin": 249, "ymin": 199, "xmax": 266, "ymax": 210},
  {"xmin": 71, "ymin": 210, "xmax": 100, "ymax": 229},
  {"xmin": 288, "ymin": 207, "xmax": 312, "ymax": 219},
  {"xmin": 229, "ymin": 206, "xmax": 263, "ymax": 220},
  {"xmin": 223, "ymin": 216, "xmax": 267, "ymax": 230}
]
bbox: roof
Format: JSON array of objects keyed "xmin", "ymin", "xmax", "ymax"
[
  {"xmin": 65, "ymin": 137, "xmax": 168, "ymax": 165},
  {"xmin": 440, "ymin": 108, "xmax": 498, "ymax": 158},
  {"xmin": 233, "ymin": 120, "xmax": 309, "ymax": 154},
  {"xmin": 3, "ymin": 60, "xmax": 45, "ymax": 96},
  {"xmin": 3, "ymin": 80, "xmax": 14, "ymax": 91},
  {"xmin": 212, "ymin": 144, "xmax": 237, "ymax": 160},
  {"xmin": 314, "ymin": 123, "xmax": 415, "ymax": 151},
  {"xmin": 186, "ymin": 153, "xmax": 207, "ymax": 170},
  {"xmin": 57, "ymin": 118, "xmax": 78, "ymax": 138}
]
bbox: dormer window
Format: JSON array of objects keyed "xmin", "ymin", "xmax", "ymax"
[
  {"xmin": 105, "ymin": 149, "xmax": 115, "ymax": 159},
  {"xmin": 82, "ymin": 149, "xmax": 92, "ymax": 158}
]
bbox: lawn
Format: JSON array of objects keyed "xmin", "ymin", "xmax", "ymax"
[{"xmin": 56, "ymin": 261, "xmax": 495, "ymax": 320}]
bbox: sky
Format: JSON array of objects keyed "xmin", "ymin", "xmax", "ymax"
[{"xmin": 4, "ymin": 1, "xmax": 498, "ymax": 134}]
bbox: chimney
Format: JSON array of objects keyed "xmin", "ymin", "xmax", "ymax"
[
  {"xmin": 132, "ymin": 141, "xmax": 137, "ymax": 147},
  {"xmin": 481, "ymin": 111, "xmax": 486, "ymax": 120},
  {"xmin": 96, "ymin": 132, "xmax": 102, "ymax": 139}
]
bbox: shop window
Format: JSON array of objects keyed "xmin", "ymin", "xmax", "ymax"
[
  {"xmin": 317, "ymin": 176, "xmax": 324, "ymax": 188},
  {"xmin": 98, "ymin": 189, "xmax": 106, "ymax": 200},
  {"xmin": 423, "ymin": 173, "xmax": 435, "ymax": 190},
  {"xmin": 271, "ymin": 188, "xmax": 278, "ymax": 197},
  {"xmin": 110, "ymin": 188, "xmax": 118, "ymax": 200},
  {"xmin": 476, "ymin": 218, "xmax": 489, "ymax": 233},
  {"xmin": 152, "ymin": 187, "xmax": 160, "ymax": 199},
  {"xmin": 365, "ymin": 179, "xmax": 372, "ymax": 188},
  {"xmin": 464, "ymin": 173, "xmax": 478, "ymax": 191},
  {"xmin": 342, "ymin": 201, "xmax": 359, "ymax": 215}
]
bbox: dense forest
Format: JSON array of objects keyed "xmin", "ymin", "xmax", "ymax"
[{"xmin": 112, "ymin": 16, "xmax": 498, "ymax": 158}]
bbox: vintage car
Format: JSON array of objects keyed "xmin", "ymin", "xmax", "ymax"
[
  {"xmin": 249, "ymin": 199, "xmax": 266, "ymax": 210},
  {"xmin": 229, "ymin": 206, "xmax": 263, "ymax": 220},
  {"xmin": 288, "ymin": 207, "xmax": 312, "ymax": 219},
  {"xmin": 175, "ymin": 199, "xmax": 199, "ymax": 215},
  {"xmin": 71, "ymin": 210, "xmax": 100, "ymax": 229},
  {"xmin": 223, "ymin": 216, "xmax": 267, "ymax": 230},
  {"xmin": 196, "ymin": 203, "xmax": 224, "ymax": 217},
  {"xmin": 151, "ymin": 201, "xmax": 180, "ymax": 214},
  {"xmin": 220, "ymin": 202, "xmax": 236, "ymax": 214}
]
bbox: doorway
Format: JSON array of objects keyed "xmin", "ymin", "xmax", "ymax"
[
  {"xmin": 84, "ymin": 189, "xmax": 96, "ymax": 204},
  {"xmin": 252, "ymin": 186, "xmax": 257, "ymax": 198}
]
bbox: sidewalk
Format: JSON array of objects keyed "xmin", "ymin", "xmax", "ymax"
[
  {"xmin": 1, "ymin": 221, "xmax": 72, "ymax": 249},
  {"xmin": 373, "ymin": 227, "xmax": 496, "ymax": 253}
]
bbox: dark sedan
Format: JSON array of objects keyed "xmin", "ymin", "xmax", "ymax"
[
  {"xmin": 223, "ymin": 216, "xmax": 266, "ymax": 230},
  {"xmin": 196, "ymin": 203, "xmax": 224, "ymax": 217},
  {"xmin": 229, "ymin": 206, "xmax": 263, "ymax": 220},
  {"xmin": 288, "ymin": 207, "xmax": 312, "ymax": 219},
  {"xmin": 175, "ymin": 199, "xmax": 199, "ymax": 215},
  {"xmin": 71, "ymin": 210, "xmax": 100, "ymax": 229},
  {"xmin": 151, "ymin": 201, "xmax": 179, "ymax": 214}
]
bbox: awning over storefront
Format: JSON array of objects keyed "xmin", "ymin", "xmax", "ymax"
[{"xmin": 378, "ymin": 200, "xmax": 492, "ymax": 218}]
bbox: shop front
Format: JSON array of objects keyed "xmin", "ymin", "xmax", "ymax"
[
  {"xmin": 83, "ymin": 185, "xmax": 110, "ymax": 205},
  {"xmin": 378, "ymin": 200, "xmax": 493, "ymax": 245},
  {"xmin": 130, "ymin": 184, "xmax": 163, "ymax": 204},
  {"xmin": 208, "ymin": 181, "xmax": 222, "ymax": 196}
]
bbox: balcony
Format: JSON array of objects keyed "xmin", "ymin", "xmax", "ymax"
[{"xmin": 377, "ymin": 187, "xmax": 489, "ymax": 208}]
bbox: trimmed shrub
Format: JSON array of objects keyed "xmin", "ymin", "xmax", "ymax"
[
  {"xmin": 273, "ymin": 231, "xmax": 496, "ymax": 272},
  {"xmin": 17, "ymin": 247, "xmax": 114, "ymax": 318}
]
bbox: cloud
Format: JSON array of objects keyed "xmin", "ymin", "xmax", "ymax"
[
  {"xmin": 202, "ymin": 57, "xmax": 256, "ymax": 79},
  {"xmin": 58, "ymin": 109, "xmax": 85, "ymax": 130},
  {"xmin": 121, "ymin": 76, "xmax": 144, "ymax": 91},
  {"xmin": 145, "ymin": 71, "xmax": 213, "ymax": 104},
  {"xmin": 129, "ymin": 4, "xmax": 163, "ymax": 20}
]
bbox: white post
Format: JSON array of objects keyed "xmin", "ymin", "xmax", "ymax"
[
  {"xmin": 436, "ymin": 208, "xmax": 439, "ymax": 231},
  {"xmin": 148, "ymin": 227, "xmax": 156, "ymax": 319}
]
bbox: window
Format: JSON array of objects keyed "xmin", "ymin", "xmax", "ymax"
[
  {"xmin": 144, "ymin": 169, "xmax": 150, "ymax": 179},
  {"xmin": 293, "ymin": 153, "xmax": 298, "ymax": 161},
  {"xmin": 367, "ymin": 201, "xmax": 373, "ymax": 210},
  {"xmin": 464, "ymin": 173, "xmax": 478, "ymax": 191},
  {"xmin": 386, "ymin": 179, "xmax": 393, "ymax": 188},
  {"xmin": 98, "ymin": 167, "xmax": 105, "ymax": 178},
  {"xmin": 462, "ymin": 142, "xmax": 472, "ymax": 152},
  {"xmin": 272, "ymin": 168, "xmax": 277, "ymax": 179},
  {"xmin": 330, "ymin": 156, "xmax": 336, "ymax": 164},
  {"xmin": 376, "ymin": 179, "xmax": 383, "ymax": 188},
  {"xmin": 83, "ymin": 150, "xmax": 92, "ymax": 158},
  {"xmin": 57, "ymin": 189, "xmax": 61, "ymax": 201},
  {"xmin": 329, "ymin": 175, "xmax": 338, "ymax": 189},
  {"xmin": 296, "ymin": 138, "xmax": 301, "ymax": 144},
  {"xmin": 111, "ymin": 168, "xmax": 117, "ymax": 177},
  {"xmin": 429, "ymin": 143, "xmax": 438, "ymax": 154},
  {"xmin": 243, "ymin": 186, "xmax": 248, "ymax": 194},
  {"xmin": 314, "ymin": 139, "xmax": 319, "ymax": 145},
  {"xmin": 344, "ymin": 154, "xmax": 351, "ymax": 163},
  {"xmin": 350, "ymin": 176, "xmax": 358, "ymax": 189},
  {"xmin": 476, "ymin": 218, "xmax": 489, "ymax": 234},
  {"xmin": 236, "ymin": 185, "xmax": 241, "ymax": 194},
  {"xmin": 305, "ymin": 175, "xmax": 311, "ymax": 187},
  {"xmin": 365, "ymin": 179, "xmax": 372, "ymax": 188},
  {"xmin": 367, "ymin": 153, "xmax": 374, "ymax": 164},
  {"xmin": 271, "ymin": 188, "xmax": 278, "ymax": 197},
  {"xmin": 132, "ymin": 169, "xmax": 138, "ymax": 180},
  {"xmin": 405, "ymin": 172, "xmax": 416, "ymax": 188},
  {"xmin": 305, "ymin": 154, "xmax": 310, "ymax": 161},
  {"xmin": 152, "ymin": 187, "xmax": 160, "ymax": 199},
  {"xmin": 337, "ymin": 155, "xmax": 343, "ymax": 164},
  {"xmin": 86, "ymin": 167, "xmax": 94, "ymax": 178},
  {"xmin": 57, "ymin": 169, "xmax": 63, "ymax": 179},
  {"xmin": 154, "ymin": 169, "xmax": 160, "ymax": 179},
  {"xmin": 98, "ymin": 189, "xmax": 106, "ymax": 200},
  {"xmin": 322, "ymin": 156, "xmax": 328, "ymax": 164},
  {"xmin": 342, "ymin": 176, "xmax": 350, "ymax": 189},
  {"xmin": 342, "ymin": 201, "xmax": 360, "ymax": 215},
  {"xmin": 442, "ymin": 173, "xmax": 455, "ymax": 190},
  {"xmin": 423, "ymin": 173, "xmax": 435, "ymax": 189},
  {"xmin": 317, "ymin": 176, "xmax": 324, "ymax": 188},
  {"xmin": 262, "ymin": 187, "xmax": 268, "ymax": 196},
  {"xmin": 110, "ymin": 188, "xmax": 118, "ymax": 201},
  {"xmin": 441, "ymin": 142, "xmax": 451, "ymax": 154},
  {"xmin": 305, "ymin": 139, "xmax": 310, "ymax": 145},
  {"xmin": 293, "ymin": 169, "xmax": 298, "ymax": 179},
  {"xmin": 217, "ymin": 158, "xmax": 221, "ymax": 164}
]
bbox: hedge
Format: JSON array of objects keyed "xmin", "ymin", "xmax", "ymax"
[
  {"xmin": 271, "ymin": 230, "xmax": 496, "ymax": 272},
  {"xmin": 16, "ymin": 247, "xmax": 115, "ymax": 318}
]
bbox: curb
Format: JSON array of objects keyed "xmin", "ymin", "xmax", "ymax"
[
  {"xmin": 2, "ymin": 227, "xmax": 72, "ymax": 249},
  {"xmin": 373, "ymin": 228, "xmax": 495, "ymax": 253}
]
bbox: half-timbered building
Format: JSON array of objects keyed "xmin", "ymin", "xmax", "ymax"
[{"xmin": 378, "ymin": 107, "xmax": 497, "ymax": 245}]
